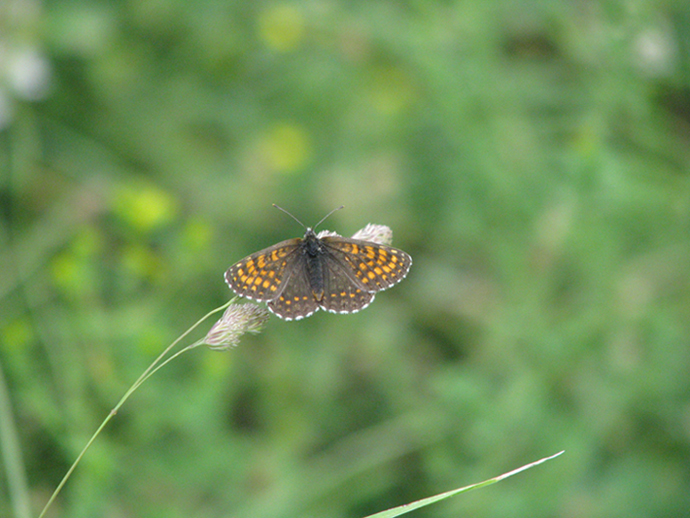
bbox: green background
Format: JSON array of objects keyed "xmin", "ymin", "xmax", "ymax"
[{"xmin": 2, "ymin": 1, "xmax": 690, "ymax": 517}]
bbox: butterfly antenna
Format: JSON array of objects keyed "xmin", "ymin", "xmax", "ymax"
[
  {"xmin": 314, "ymin": 205, "xmax": 344, "ymax": 230},
  {"xmin": 273, "ymin": 204, "xmax": 306, "ymax": 228}
]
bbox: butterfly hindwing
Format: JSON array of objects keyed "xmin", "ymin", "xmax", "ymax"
[
  {"xmin": 317, "ymin": 254, "xmax": 376, "ymax": 314},
  {"xmin": 266, "ymin": 254, "xmax": 320, "ymax": 320}
]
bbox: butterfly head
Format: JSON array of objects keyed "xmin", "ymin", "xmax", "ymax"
[{"xmin": 302, "ymin": 227, "xmax": 322, "ymax": 255}]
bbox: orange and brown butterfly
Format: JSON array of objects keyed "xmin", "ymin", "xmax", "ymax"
[{"xmin": 225, "ymin": 206, "xmax": 412, "ymax": 320}]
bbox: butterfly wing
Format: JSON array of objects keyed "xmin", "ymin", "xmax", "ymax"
[
  {"xmin": 225, "ymin": 238, "xmax": 302, "ymax": 302},
  {"xmin": 317, "ymin": 256, "xmax": 376, "ymax": 314},
  {"xmin": 320, "ymin": 237, "xmax": 412, "ymax": 293},
  {"xmin": 266, "ymin": 254, "xmax": 321, "ymax": 320}
]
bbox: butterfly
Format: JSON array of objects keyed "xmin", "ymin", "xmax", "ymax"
[{"xmin": 225, "ymin": 206, "xmax": 412, "ymax": 320}]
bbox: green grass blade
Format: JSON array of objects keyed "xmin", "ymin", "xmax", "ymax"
[
  {"xmin": 0, "ymin": 359, "xmax": 32, "ymax": 518},
  {"xmin": 363, "ymin": 451, "xmax": 565, "ymax": 518}
]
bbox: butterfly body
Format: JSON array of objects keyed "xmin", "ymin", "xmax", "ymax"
[
  {"xmin": 302, "ymin": 229, "xmax": 326, "ymax": 300},
  {"xmin": 226, "ymin": 225, "xmax": 412, "ymax": 321}
]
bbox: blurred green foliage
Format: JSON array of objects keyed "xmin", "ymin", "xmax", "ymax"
[{"xmin": 2, "ymin": 1, "xmax": 690, "ymax": 517}]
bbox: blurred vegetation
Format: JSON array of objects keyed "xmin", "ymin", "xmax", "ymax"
[{"xmin": 2, "ymin": 0, "xmax": 690, "ymax": 517}]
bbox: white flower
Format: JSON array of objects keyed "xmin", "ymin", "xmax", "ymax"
[
  {"xmin": 205, "ymin": 303, "xmax": 270, "ymax": 350},
  {"xmin": 316, "ymin": 224, "xmax": 394, "ymax": 245},
  {"xmin": 351, "ymin": 224, "xmax": 393, "ymax": 245}
]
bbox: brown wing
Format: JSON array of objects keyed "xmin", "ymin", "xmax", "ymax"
[
  {"xmin": 317, "ymin": 256, "xmax": 376, "ymax": 314},
  {"xmin": 320, "ymin": 237, "xmax": 412, "ymax": 293},
  {"xmin": 225, "ymin": 238, "xmax": 301, "ymax": 302},
  {"xmin": 266, "ymin": 255, "xmax": 321, "ymax": 320}
]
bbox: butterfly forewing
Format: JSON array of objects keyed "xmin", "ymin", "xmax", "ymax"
[
  {"xmin": 321, "ymin": 237, "xmax": 412, "ymax": 292},
  {"xmin": 225, "ymin": 238, "xmax": 302, "ymax": 302}
]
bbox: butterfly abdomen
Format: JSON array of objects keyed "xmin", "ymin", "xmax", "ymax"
[{"xmin": 303, "ymin": 231, "xmax": 325, "ymax": 300}]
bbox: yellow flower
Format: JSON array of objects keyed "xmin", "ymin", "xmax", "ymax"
[
  {"xmin": 113, "ymin": 182, "xmax": 177, "ymax": 233},
  {"xmin": 257, "ymin": 4, "xmax": 306, "ymax": 52},
  {"xmin": 259, "ymin": 122, "xmax": 312, "ymax": 174}
]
